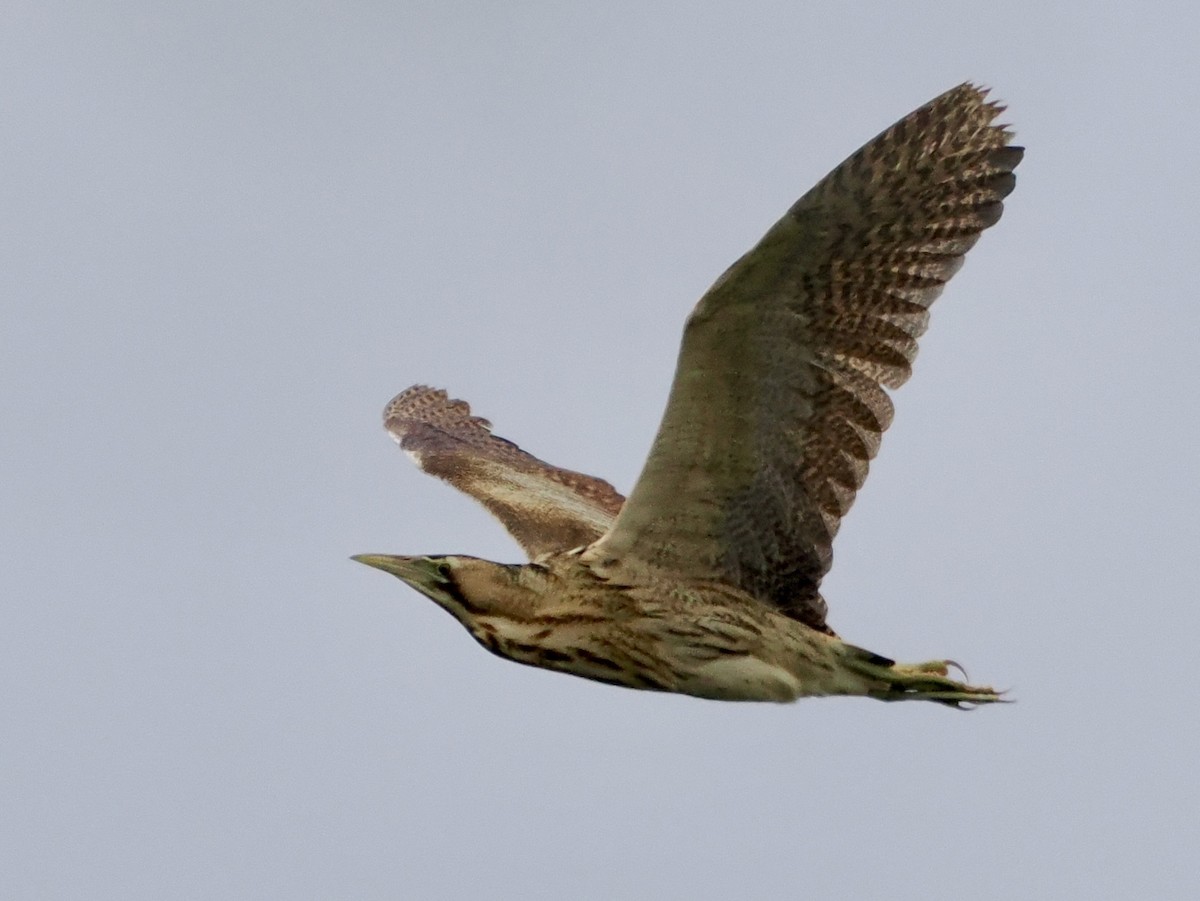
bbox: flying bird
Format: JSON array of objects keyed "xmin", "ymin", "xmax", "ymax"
[{"xmin": 355, "ymin": 83, "xmax": 1021, "ymax": 706}]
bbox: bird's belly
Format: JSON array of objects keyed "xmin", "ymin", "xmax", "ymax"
[{"xmin": 680, "ymin": 654, "xmax": 802, "ymax": 702}]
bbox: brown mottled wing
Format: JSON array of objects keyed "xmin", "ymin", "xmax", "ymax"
[
  {"xmin": 591, "ymin": 84, "xmax": 1022, "ymax": 631},
  {"xmin": 385, "ymin": 386, "xmax": 625, "ymax": 559}
]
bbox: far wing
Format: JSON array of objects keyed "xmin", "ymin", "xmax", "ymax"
[
  {"xmin": 588, "ymin": 84, "xmax": 1021, "ymax": 631},
  {"xmin": 385, "ymin": 385, "xmax": 624, "ymax": 559}
]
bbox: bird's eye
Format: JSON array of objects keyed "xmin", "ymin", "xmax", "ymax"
[{"xmin": 436, "ymin": 561, "xmax": 453, "ymax": 579}]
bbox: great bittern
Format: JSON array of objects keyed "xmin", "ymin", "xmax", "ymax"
[{"xmin": 355, "ymin": 83, "xmax": 1021, "ymax": 706}]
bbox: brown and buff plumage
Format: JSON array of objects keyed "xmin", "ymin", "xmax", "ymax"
[
  {"xmin": 385, "ymin": 386, "xmax": 623, "ymax": 557},
  {"xmin": 355, "ymin": 83, "xmax": 1022, "ymax": 706}
]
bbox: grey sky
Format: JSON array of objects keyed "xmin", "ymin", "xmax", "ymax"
[{"xmin": 3, "ymin": 2, "xmax": 1198, "ymax": 898}]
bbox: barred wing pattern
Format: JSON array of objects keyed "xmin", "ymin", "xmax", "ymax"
[
  {"xmin": 385, "ymin": 386, "xmax": 625, "ymax": 559},
  {"xmin": 591, "ymin": 84, "xmax": 1022, "ymax": 631}
]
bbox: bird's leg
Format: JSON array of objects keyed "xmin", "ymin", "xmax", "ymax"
[
  {"xmin": 874, "ymin": 659, "xmax": 1006, "ymax": 708},
  {"xmin": 842, "ymin": 652, "xmax": 1005, "ymax": 708}
]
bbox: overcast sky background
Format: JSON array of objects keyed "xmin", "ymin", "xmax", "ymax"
[{"xmin": 4, "ymin": 3, "xmax": 1198, "ymax": 899}]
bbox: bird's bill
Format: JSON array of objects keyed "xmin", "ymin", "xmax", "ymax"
[{"xmin": 351, "ymin": 553, "xmax": 450, "ymax": 585}]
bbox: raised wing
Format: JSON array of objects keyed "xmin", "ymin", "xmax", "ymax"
[
  {"xmin": 385, "ymin": 385, "xmax": 624, "ymax": 559},
  {"xmin": 589, "ymin": 84, "xmax": 1021, "ymax": 631}
]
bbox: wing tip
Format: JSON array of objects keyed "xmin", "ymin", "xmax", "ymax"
[
  {"xmin": 383, "ymin": 384, "xmax": 495, "ymax": 438},
  {"xmin": 933, "ymin": 81, "xmax": 1021, "ymax": 144}
]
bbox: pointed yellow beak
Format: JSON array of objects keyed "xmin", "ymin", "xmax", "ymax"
[
  {"xmin": 351, "ymin": 554, "xmax": 447, "ymax": 585},
  {"xmin": 352, "ymin": 553, "xmax": 416, "ymax": 575}
]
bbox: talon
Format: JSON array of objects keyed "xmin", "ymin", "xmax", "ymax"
[{"xmin": 944, "ymin": 659, "xmax": 969, "ymax": 681}]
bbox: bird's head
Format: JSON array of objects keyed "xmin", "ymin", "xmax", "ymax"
[{"xmin": 351, "ymin": 553, "xmax": 539, "ymax": 625}]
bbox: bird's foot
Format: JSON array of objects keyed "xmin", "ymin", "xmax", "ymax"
[{"xmin": 875, "ymin": 659, "xmax": 1007, "ymax": 708}]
